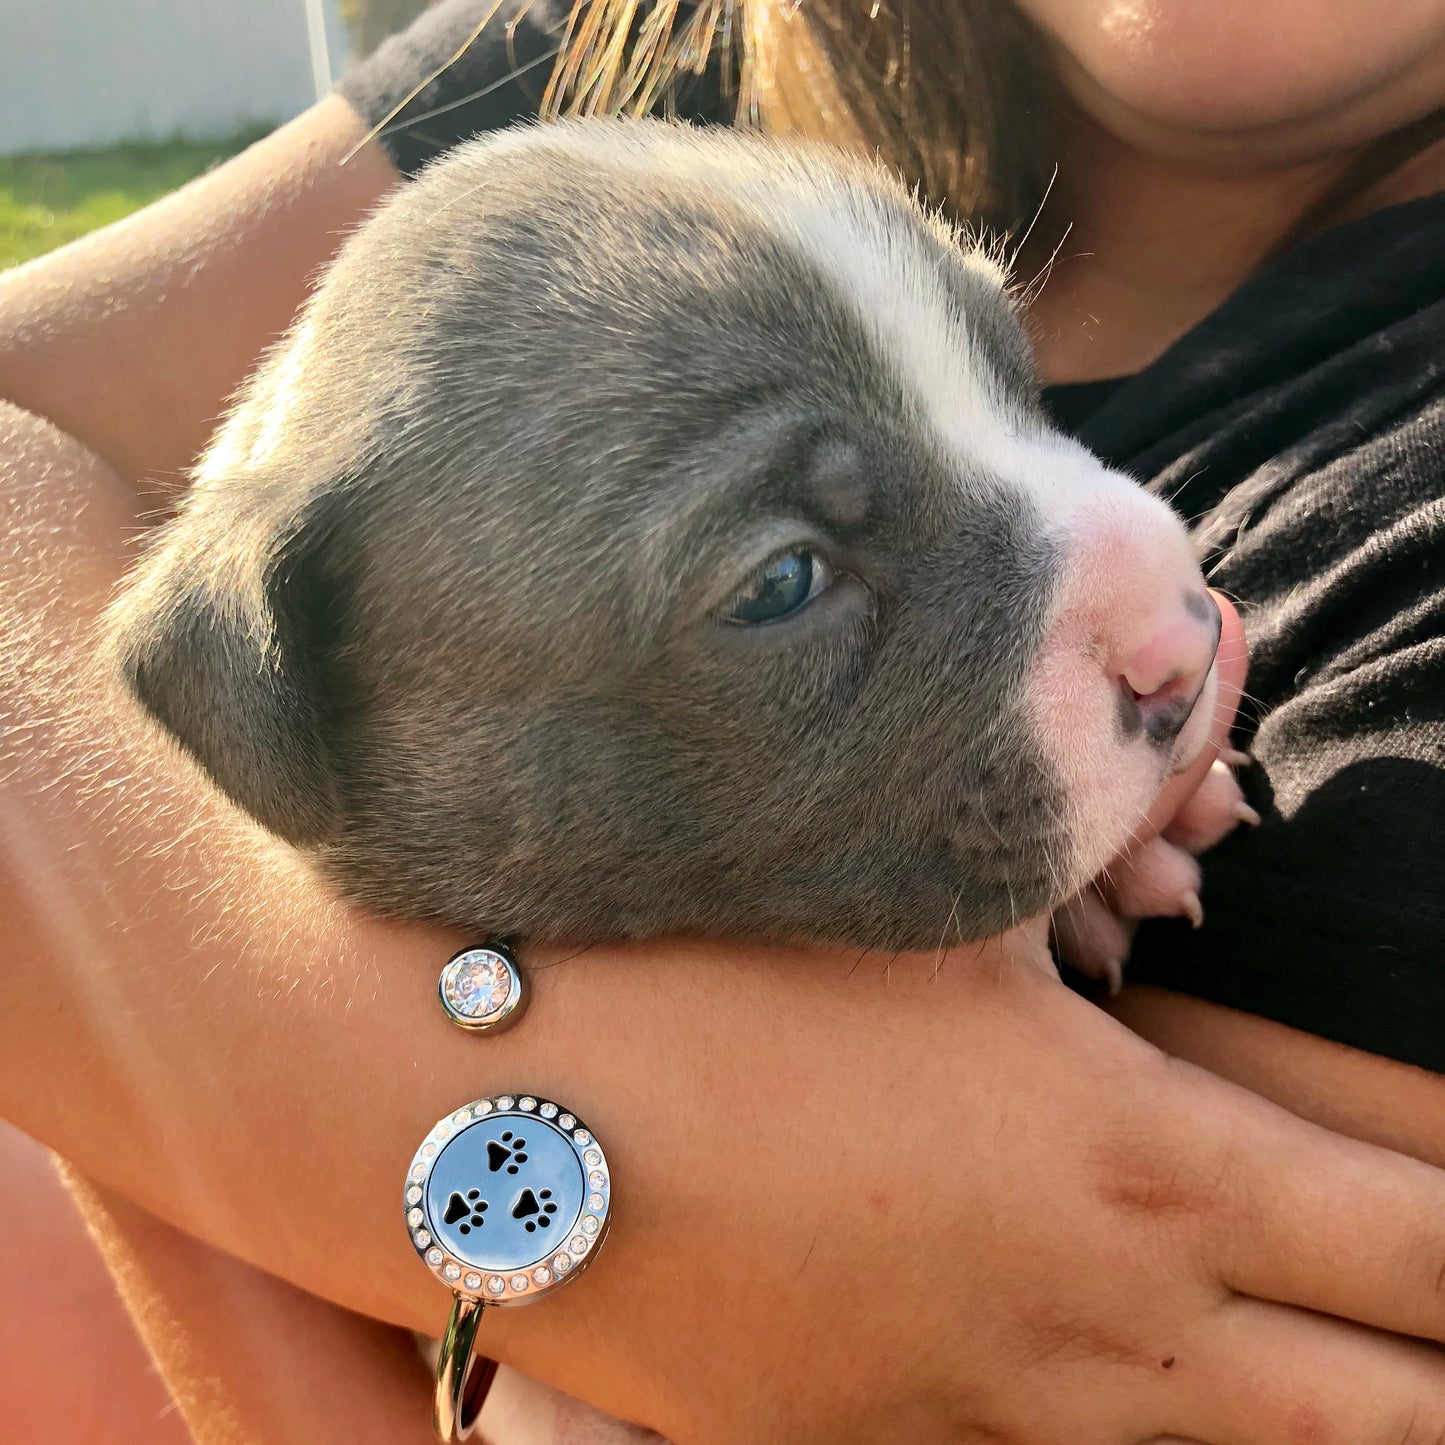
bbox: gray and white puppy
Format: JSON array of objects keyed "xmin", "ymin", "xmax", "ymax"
[{"xmin": 112, "ymin": 120, "xmax": 1222, "ymax": 956}]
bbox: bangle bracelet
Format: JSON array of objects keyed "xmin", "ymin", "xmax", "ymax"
[{"xmin": 406, "ymin": 1094, "xmax": 613, "ymax": 1441}]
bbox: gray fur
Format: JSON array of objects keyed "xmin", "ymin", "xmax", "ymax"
[{"xmin": 111, "ymin": 120, "xmax": 1069, "ymax": 949}]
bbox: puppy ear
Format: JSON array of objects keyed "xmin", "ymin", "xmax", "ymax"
[{"xmin": 112, "ymin": 498, "xmax": 344, "ymax": 845}]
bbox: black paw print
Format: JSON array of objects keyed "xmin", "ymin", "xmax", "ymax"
[
  {"xmin": 487, "ymin": 1131, "xmax": 528, "ymax": 1175},
  {"xmin": 442, "ymin": 1189, "xmax": 489, "ymax": 1235},
  {"xmin": 512, "ymin": 1187, "xmax": 559, "ymax": 1233}
]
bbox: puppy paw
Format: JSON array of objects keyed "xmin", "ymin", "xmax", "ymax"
[
  {"xmin": 1162, "ymin": 755, "xmax": 1259, "ymax": 855},
  {"xmin": 1052, "ymin": 888, "xmax": 1135, "ymax": 994},
  {"xmin": 1107, "ymin": 835, "xmax": 1204, "ymax": 926}
]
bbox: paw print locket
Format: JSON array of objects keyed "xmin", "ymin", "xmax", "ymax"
[{"xmin": 405, "ymin": 1095, "xmax": 612, "ymax": 1441}]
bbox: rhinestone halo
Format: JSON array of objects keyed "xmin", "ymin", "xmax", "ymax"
[{"xmin": 405, "ymin": 1093, "xmax": 612, "ymax": 1306}]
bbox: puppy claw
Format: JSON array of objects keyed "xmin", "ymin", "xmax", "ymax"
[
  {"xmin": 1220, "ymin": 748, "xmax": 1252, "ymax": 769},
  {"xmin": 1180, "ymin": 890, "xmax": 1204, "ymax": 929},
  {"xmin": 1233, "ymin": 800, "xmax": 1261, "ymax": 828}
]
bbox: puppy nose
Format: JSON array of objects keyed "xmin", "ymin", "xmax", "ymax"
[{"xmin": 1116, "ymin": 591, "xmax": 1222, "ymax": 745}]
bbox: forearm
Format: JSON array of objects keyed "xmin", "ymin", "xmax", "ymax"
[
  {"xmin": 0, "ymin": 97, "xmax": 399, "ymax": 490},
  {"xmin": 64, "ymin": 1175, "xmax": 439, "ymax": 1445},
  {"xmin": 1112, "ymin": 986, "xmax": 1445, "ymax": 1168},
  {"xmin": 0, "ymin": 400, "xmax": 1048, "ymax": 1437}
]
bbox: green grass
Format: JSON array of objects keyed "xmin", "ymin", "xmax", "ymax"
[{"xmin": 0, "ymin": 130, "xmax": 268, "ymax": 270}]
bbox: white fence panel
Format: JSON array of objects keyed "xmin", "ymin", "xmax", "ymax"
[{"xmin": 0, "ymin": 0, "xmax": 351, "ymax": 155}]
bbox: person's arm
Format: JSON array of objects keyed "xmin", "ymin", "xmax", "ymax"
[
  {"xmin": 9, "ymin": 404, "xmax": 1445, "ymax": 1443},
  {"xmin": 1114, "ymin": 989, "xmax": 1445, "ymax": 1164},
  {"xmin": 0, "ymin": 95, "xmax": 399, "ymax": 491},
  {"xmin": 62, "ymin": 1171, "xmax": 442, "ymax": 1445}
]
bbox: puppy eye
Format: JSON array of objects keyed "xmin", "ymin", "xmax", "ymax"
[{"xmin": 726, "ymin": 549, "xmax": 834, "ymax": 625}]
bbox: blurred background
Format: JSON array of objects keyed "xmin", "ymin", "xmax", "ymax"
[{"xmin": 0, "ymin": 0, "xmax": 435, "ymax": 268}]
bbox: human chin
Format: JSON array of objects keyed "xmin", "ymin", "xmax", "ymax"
[{"xmin": 1016, "ymin": 0, "xmax": 1445, "ymax": 155}]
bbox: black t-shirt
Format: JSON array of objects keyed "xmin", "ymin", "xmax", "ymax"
[{"xmin": 340, "ymin": 0, "xmax": 1445, "ymax": 1073}]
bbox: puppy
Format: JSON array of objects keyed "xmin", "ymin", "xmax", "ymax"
[{"xmin": 112, "ymin": 119, "xmax": 1229, "ymax": 969}]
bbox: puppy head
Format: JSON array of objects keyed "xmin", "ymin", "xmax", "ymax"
[{"xmin": 113, "ymin": 121, "xmax": 1218, "ymax": 949}]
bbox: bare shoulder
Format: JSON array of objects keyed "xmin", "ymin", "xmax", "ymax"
[{"xmin": 1111, "ymin": 986, "xmax": 1445, "ymax": 1168}]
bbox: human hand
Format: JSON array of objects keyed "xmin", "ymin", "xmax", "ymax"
[
  {"xmin": 1054, "ymin": 590, "xmax": 1255, "ymax": 986},
  {"xmin": 531, "ymin": 932, "xmax": 1445, "ymax": 1445}
]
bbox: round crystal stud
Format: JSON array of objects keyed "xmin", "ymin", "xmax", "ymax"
[
  {"xmin": 539, "ymin": 1102, "xmax": 558, "ymax": 1119},
  {"xmin": 519, "ymin": 1097, "xmax": 537, "ymax": 1112},
  {"xmin": 486, "ymin": 1276, "xmax": 506, "ymax": 1296},
  {"xmin": 464, "ymin": 1273, "xmax": 483, "ymax": 1292},
  {"xmin": 426, "ymin": 1248, "xmax": 444, "ymax": 1266},
  {"xmin": 473, "ymin": 1101, "xmax": 492, "ymax": 1116},
  {"xmin": 588, "ymin": 1193, "xmax": 605, "ymax": 1211},
  {"xmin": 406, "ymin": 1186, "xmax": 422, "ymax": 1205},
  {"xmin": 584, "ymin": 1150, "xmax": 601, "ymax": 1167},
  {"xmin": 407, "ymin": 1207, "xmax": 424, "ymax": 1227},
  {"xmin": 421, "ymin": 1143, "xmax": 436, "ymax": 1157},
  {"xmin": 533, "ymin": 1266, "xmax": 553, "ymax": 1286},
  {"xmin": 438, "ymin": 949, "xmax": 525, "ymax": 1033},
  {"xmin": 552, "ymin": 1252, "xmax": 573, "ymax": 1274},
  {"xmin": 510, "ymin": 1274, "xmax": 529, "ymax": 1292},
  {"xmin": 452, "ymin": 1109, "xmax": 471, "ymax": 1125},
  {"xmin": 410, "ymin": 1164, "xmax": 426, "ymax": 1182},
  {"xmin": 414, "ymin": 1231, "xmax": 431, "ymax": 1249},
  {"xmin": 557, "ymin": 1114, "xmax": 576, "ymax": 1131},
  {"xmin": 444, "ymin": 1262, "xmax": 462, "ymax": 1282},
  {"xmin": 569, "ymin": 1236, "xmax": 589, "ymax": 1255},
  {"xmin": 573, "ymin": 1129, "xmax": 592, "ymax": 1145},
  {"xmin": 588, "ymin": 1170, "xmax": 606, "ymax": 1189},
  {"xmin": 581, "ymin": 1215, "xmax": 600, "ymax": 1235},
  {"xmin": 495, "ymin": 1096, "xmax": 515, "ymax": 1111},
  {"xmin": 435, "ymin": 1123, "xmax": 451, "ymax": 1139}
]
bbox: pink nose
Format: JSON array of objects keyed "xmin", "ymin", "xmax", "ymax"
[{"xmin": 1116, "ymin": 591, "xmax": 1222, "ymax": 745}]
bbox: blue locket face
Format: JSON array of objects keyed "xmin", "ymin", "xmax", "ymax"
[
  {"xmin": 426, "ymin": 1115, "xmax": 585, "ymax": 1271},
  {"xmin": 406, "ymin": 1097, "xmax": 611, "ymax": 1304}
]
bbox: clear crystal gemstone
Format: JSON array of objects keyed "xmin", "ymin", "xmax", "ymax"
[
  {"xmin": 410, "ymin": 1164, "xmax": 426, "ymax": 1182},
  {"xmin": 406, "ymin": 1186, "xmax": 422, "ymax": 1205},
  {"xmin": 552, "ymin": 1252, "xmax": 573, "ymax": 1273},
  {"xmin": 421, "ymin": 1143, "xmax": 436, "ymax": 1157},
  {"xmin": 519, "ymin": 1097, "xmax": 537, "ymax": 1112},
  {"xmin": 532, "ymin": 1266, "xmax": 553, "ymax": 1285},
  {"xmin": 569, "ymin": 1236, "xmax": 589, "ymax": 1255},
  {"xmin": 557, "ymin": 1114, "xmax": 575, "ymax": 1130},
  {"xmin": 473, "ymin": 1101, "xmax": 492, "ymax": 1116},
  {"xmin": 464, "ymin": 1273, "xmax": 482, "ymax": 1291},
  {"xmin": 452, "ymin": 1109, "xmax": 471, "ymax": 1125},
  {"xmin": 495, "ymin": 1096, "xmax": 515, "ymax": 1111},
  {"xmin": 539, "ymin": 1102, "xmax": 558, "ymax": 1119},
  {"xmin": 584, "ymin": 1150, "xmax": 601, "ymax": 1167},
  {"xmin": 444, "ymin": 1262, "xmax": 461, "ymax": 1281},
  {"xmin": 440, "ymin": 952, "xmax": 514, "ymax": 1021},
  {"xmin": 486, "ymin": 1276, "xmax": 506, "ymax": 1295},
  {"xmin": 510, "ymin": 1274, "xmax": 529, "ymax": 1291},
  {"xmin": 407, "ymin": 1207, "xmax": 424, "ymax": 1227},
  {"xmin": 588, "ymin": 1170, "xmax": 606, "ymax": 1188},
  {"xmin": 426, "ymin": 1248, "xmax": 444, "ymax": 1266},
  {"xmin": 588, "ymin": 1193, "xmax": 605, "ymax": 1211},
  {"xmin": 435, "ymin": 1123, "xmax": 450, "ymax": 1139},
  {"xmin": 573, "ymin": 1129, "xmax": 592, "ymax": 1145},
  {"xmin": 581, "ymin": 1215, "xmax": 600, "ymax": 1235},
  {"xmin": 414, "ymin": 1231, "xmax": 431, "ymax": 1249}
]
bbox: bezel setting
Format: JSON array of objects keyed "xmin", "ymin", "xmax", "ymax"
[
  {"xmin": 437, "ymin": 946, "xmax": 528, "ymax": 1033},
  {"xmin": 404, "ymin": 1094, "xmax": 612, "ymax": 1306}
]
